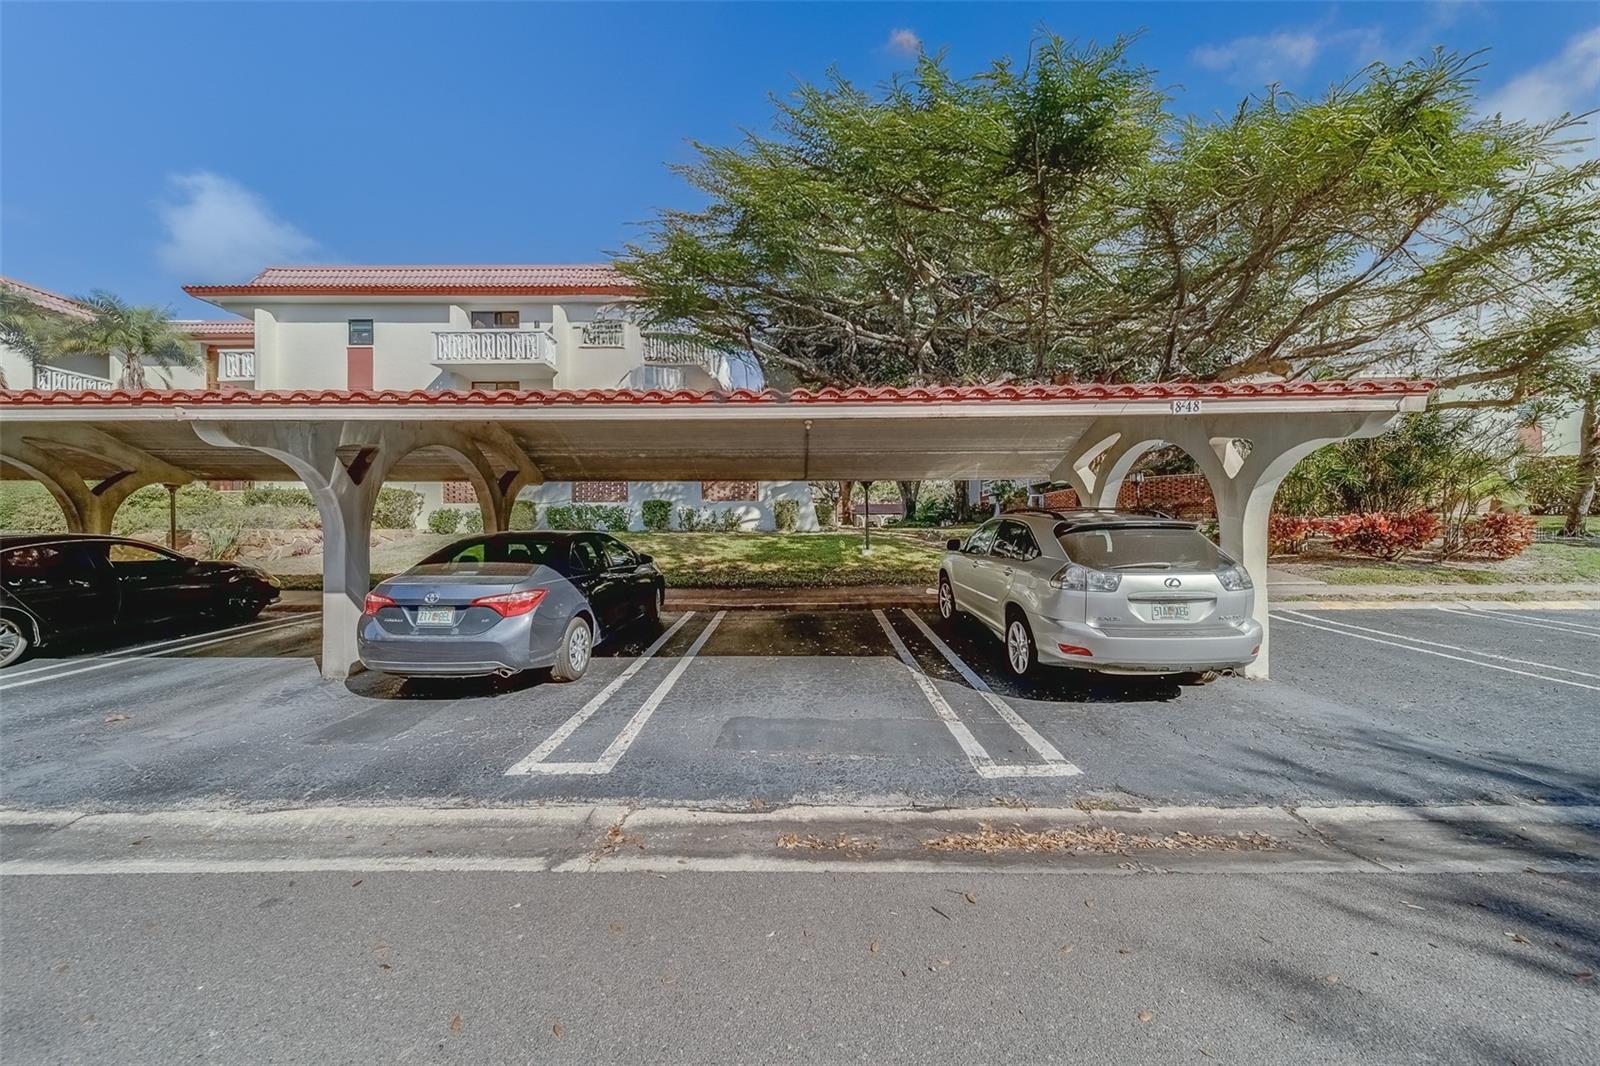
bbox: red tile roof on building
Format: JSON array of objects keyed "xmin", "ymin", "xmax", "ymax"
[
  {"xmin": 183, "ymin": 264, "xmax": 636, "ymax": 299},
  {"xmin": 0, "ymin": 276, "xmax": 93, "ymax": 320},
  {"xmin": 0, "ymin": 379, "xmax": 1435, "ymax": 408},
  {"xmin": 174, "ymin": 320, "xmax": 255, "ymax": 341}
]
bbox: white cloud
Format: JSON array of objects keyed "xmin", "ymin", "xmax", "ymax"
[
  {"xmin": 1191, "ymin": 31, "xmax": 1322, "ymax": 83},
  {"xmin": 157, "ymin": 172, "xmax": 319, "ymax": 281},
  {"xmin": 885, "ymin": 28, "xmax": 921, "ymax": 58},
  {"xmin": 1483, "ymin": 25, "xmax": 1600, "ymax": 124}
]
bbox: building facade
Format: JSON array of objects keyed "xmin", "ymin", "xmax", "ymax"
[{"xmin": 180, "ymin": 265, "xmax": 816, "ymax": 530}]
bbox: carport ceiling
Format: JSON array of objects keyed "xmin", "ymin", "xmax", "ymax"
[{"xmin": 0, "ymin": 381, "xmax": 1433, "ymax": 482}]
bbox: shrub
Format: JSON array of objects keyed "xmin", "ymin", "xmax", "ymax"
[
  {"xmin": 509, "ymin": 499, "xmax": 537, "ymax": 530},
  {"xmin": 676, "ymin": 506, "xmax": 703, "ymax": 531},
  {"xmin": 426, "ymin": 508, "xmax": 462, "ymax": 534},
  {"xmin": 773, "ymin": 498, "xmax": 799, "ymax": 532},
  {"xmin": 641, "ymin": 498, "xmax": 673, "ymax": 532},
  {"xmin": 0, "ymin": 483, "xmax": 68, "ymax": 532},
  {"xmin": 459, "ymin": 510, "xmax": 484, "ymax": 534},
  {"xmin": 194, "ymin": 524, "xmax": 243, "ymax": 560},
  {"xmin": 911, "ymin": 492, "xmax": 956, "ymax": 526},
  {"xmin": 1515, "ymin": 456, "xmax": 1595, "ymax": 515},
  {"xmin": 718, "ymin": 509, "xmax": 744, "ymax": 532},
  {"xmin": 1323, "ymin": 510, "xmax": 1441, "ymax": 560},
  {"xmin": 547, "ymin": 503, "xmax": 630, "ymax": 531},
  {"xmin": 373, "ymin": 487, "xmax": 424, "ymax": 529},
  {"xmin": 1268, "ymin": 514, "xmax": 1320, "ymax": 555},
  {"xmin": 242, "ymin": 486, "xmax": 315, "ymax": 508},
  {"xmin": 1442, "ymin": 510, "xmax": 1536, "ymax": 561}
]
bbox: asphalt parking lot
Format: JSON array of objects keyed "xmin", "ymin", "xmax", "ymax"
[{"xmin": 2, "ymin": 602, "xmax": 1594, "ymax": 812}]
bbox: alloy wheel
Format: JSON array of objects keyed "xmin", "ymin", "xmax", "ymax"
[
  {"xmin": 0, "ymin": 618, "xmax": 26, "ymax": 668},
  {"xmin": 1006, "ymin": 621, "xmax": 1031, "ymax": 675},
  {"xmin": 568, "ymin": 623, "xmax": 591, "ymax": 673},
  {"xmin": 938, "ymin": 579, "xmax": 953, "ymax": 620}
]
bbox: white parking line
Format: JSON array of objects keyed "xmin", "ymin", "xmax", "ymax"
[
  {"xmin": 873, "ymin": 610, "xmax": 1078, "ymax": 779},
  {"xmin": 901, "ymin": 610, "xmax": 1082, "ymax": 776},
  {"xmin": 0, "ymin": 615, "xmax": 304, "ymax": 681},
  {"xmin": 506, "ymin": 612, "xmax": 724, "ymax": 776},
  {"xmin": 1277, "ymin": 609, "xmax": 1600, "ymax": 679},
  {"xmin": 1270, "ymin": 612, "xmax": 1600, "ymax": 692},
  {"xmin": 1438, "ymin": 606, "xmax": 1600, "ymax": 638},
  {"xmin": 0, "ymin": 616, "xmax": 316, "ymax": 693}
]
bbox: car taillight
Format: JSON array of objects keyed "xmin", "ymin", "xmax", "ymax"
[
  {"xmin": 472, "ymin": 588, "xmax": 548, "ymax": 618},
  {"xmin": 1049, "ymin": 563, "xmax": 1121, "ymax": 592},
  {"xmin": 1217, "ymin": 564, "xmax": 1253, "ymax": 591},
  {"xmin": 1057, "ymin": 644, "xmax": 1094, "ymax": 657},
  {"xmin": 363, "ymin": 592, "xmax": 396, "ymax": 615}
]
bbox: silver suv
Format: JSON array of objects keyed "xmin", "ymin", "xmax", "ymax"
[{"xmin": 937, "ymin": 510, "xmax": 1261, "ymax": 678}]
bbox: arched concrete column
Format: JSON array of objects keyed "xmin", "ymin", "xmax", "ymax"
[
  {"xmin": 1164, "ymin": 412, "xmax": 1394, "ymax": 678},
  {"xmin": 1049, "ymin": 423, "xmax": 1164, "ymax": 509},
  {"xmin": 194, "ymin": 420, "xmax": 545, "ymax": 679},
  {"xmin": 0, "ymin": 442, "xmax": 93, "ymax": 532},
  {"xmin": 5, "ymin": 427, "xmax": 196, "ymax": 535}
]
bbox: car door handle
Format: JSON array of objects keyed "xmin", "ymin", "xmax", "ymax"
[{"xmin": 1002, "ymin": 567, "xmax": 1014, "ymax": 577}]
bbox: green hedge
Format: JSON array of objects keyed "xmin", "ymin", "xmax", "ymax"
[
  {"xmin": 546, "ymin": 503, "xmax": 630, "ymax": 531},
  {"xmin": 426, "ymin": 508, "xmax": 462, "ymax": 534},
  {"xmin": 641, "ymin": 498, "xmax": 672, "ymax": 532}
]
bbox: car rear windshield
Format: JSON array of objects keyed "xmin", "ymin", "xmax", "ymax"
[
  {"xmin": 1057, "ymin": 525, "xmax": 1225, "ymax": 571},
  {"xmin": 420, "ymin": 537, "xmax": 562, "ymax": 569}
]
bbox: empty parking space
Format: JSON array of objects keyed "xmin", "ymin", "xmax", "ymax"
[{"xmin": 0, "ymin": 604, "xmax": 1594, "ymax": 812}]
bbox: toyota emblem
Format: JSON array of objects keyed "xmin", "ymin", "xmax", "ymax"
[
  {"xmin": 1164, "ymin": 577, "xmax": 1182, "ymax": 588},
  {"xmin": 424, "ymin": 591, "xmax": 440, "ymax": 604}
]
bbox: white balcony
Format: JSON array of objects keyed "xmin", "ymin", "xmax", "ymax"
[
  {"xmin": 217, "ymin": 349, "xmax": 255, "ymax": 382},
  {"xmin": 35, "ymin": 366, "xmax": 114, "ymax": 391},
  {"xmin": 433, "ymin": 329, "xmax": 558, "ymax": 373},
  {"xmin": 641, "ymin": 333, "xmax": 734, "ymax": 388}
]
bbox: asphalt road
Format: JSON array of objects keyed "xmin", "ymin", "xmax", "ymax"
[
  {"xmin": 4, "ymin": 865, "xmax": 1595, "ymax": 1065},
  {"xmin": 0, "ymin": 605, "xmax": 1594, "ymax": 811}
]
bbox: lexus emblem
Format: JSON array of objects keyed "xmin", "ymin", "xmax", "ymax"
[
  {"xmin": 424, "ymin": 592, "xmax": 440, "ymax": 604},
  {"xmin": 1164, "ymin": 577, "xmax": 1182, "ymax": 588}
]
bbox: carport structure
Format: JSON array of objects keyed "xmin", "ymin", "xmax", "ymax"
[{"xmin": 1, "ymin": 379, "xmax": 1431, "ymax": 679}]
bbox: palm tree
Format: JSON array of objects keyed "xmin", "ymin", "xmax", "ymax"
[
  {"xmin": 50, "ymin": 291, "xmax": 199, "ymax": 390},
  {"xmin": 0, "ymin": 286, "xmax": 52, "ymax": 389}
]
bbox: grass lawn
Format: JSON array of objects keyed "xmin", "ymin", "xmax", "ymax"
[
  {"xmin": 619, "ymin": 530, "xmax": 942, "ymax": 587},
  {"xmin": 1534, "ymin": 515, "xmax": 1599, "ymax": 533},
  {"xmin": 1289, "ymin": 543, "xmax": 1600, "ymax": 587}
]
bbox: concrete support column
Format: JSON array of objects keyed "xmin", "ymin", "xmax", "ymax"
[
  {"xmin": 0, "ymin": 435, "xmax": 193, "ymax": 535},
  {"xmin": 1050, "ymin": 423, "xmax": 1164, "ymax": 509}
]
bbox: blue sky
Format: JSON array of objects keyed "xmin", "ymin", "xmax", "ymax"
[{"xmin": 3, "ymin": 2, "xmax": 1596, "ymax": 318}]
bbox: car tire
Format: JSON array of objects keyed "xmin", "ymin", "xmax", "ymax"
[
  {"xmin": 645, "ymin": 587, "xmax": 664, "ymax": 628},
  {"xmin": 1004, "ymin": 613, "xmax": 1037, "ymax": 677},
  {"xmin": 937, "ymin": 574, "xmax": 958, "ymax": 622},
  {"xmin": 549, "ymin": 615, "xmax": 593, "ymax": 683},
  {"xmin": 0, "ymin": 614, "xmax": 33, "ymax": 669}
]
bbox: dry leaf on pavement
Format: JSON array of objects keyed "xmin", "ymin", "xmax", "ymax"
[
  {"xmin": 1137, "ymin": 1011, "xmax": 1154, "ymax": 1023},
  {"xmin": 553, "ymin": 1022, "xmax": 563, "ymax": 1038},
  {"xmin": 869, "ymin": 940, "xmax": 880, "ymax": 954},
  {"xmin": 449, "ymin": 1015, "xmax": 462, "ymax": 1033}
]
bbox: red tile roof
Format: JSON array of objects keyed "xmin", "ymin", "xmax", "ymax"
[
  {"xmin": 184, "ymin": 264, "xmax": 636, "ymax": 299},
  {"xmin": 174, "ymin": 320, "xmax": 255, "ymax": 341},
  {"xmin": 0, "ymin": 276, "xmax": 93, "ymax": 320},
  {"xmin": 0, "ymin": 379, "xmax": 1435, "ymax": 408}
]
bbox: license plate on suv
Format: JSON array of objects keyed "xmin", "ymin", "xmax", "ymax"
[
  {"xmin": 1151, "ymin": 603, "xmax": 1191, "ymax": 622},
  {"xmin": 415, "ymin": 607, "xmax": 456, "ymax": 626}
]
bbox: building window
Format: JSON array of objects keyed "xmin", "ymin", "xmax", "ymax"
[
  {"xmin": 471, "ymin": 311, "xmax": 521, "ymax": 329},
  {"xmin": 702, "ymin": 480, "xmax": 757, "ymax": 502},
  {"xmin": 469, "ymin": 380, "xmax": 519, "ymax": 391},
  {"xmin": 348, "ymin": 319, "xmax": 374, "ymax": 346},
  {"xmin": 574, "ymin": 481, "xmax": 628, "ymax": 504}
]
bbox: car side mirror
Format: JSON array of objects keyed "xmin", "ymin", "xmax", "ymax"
[{"xmin": 946, "ymin": 538, "xmax": 962, "ymax": 551}]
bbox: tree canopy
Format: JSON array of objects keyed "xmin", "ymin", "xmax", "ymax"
[{"xmin": 618, "ymin": 38, "xmax": 1600, "ymax": 415}]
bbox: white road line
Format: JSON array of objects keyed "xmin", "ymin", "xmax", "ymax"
[
  {"xmin": 1441, "ymin": 606, "xmax": 1600, "ymax": 636},
  {"xmin": 901, "ymin": 610, "xmax": 1082, "ymax": 776},
  {"xmin": 873, "ymin": 610, "xmax": 1076, "ymax": 779},
  {"xmin": 0, "ymin": 615, "xmax": 304, "ymax": 680},
  {"xmin": 510, "ymin": 612, "xmax": 725, "ymax": 776},
  {"xmin": 1278, "ymin": 609, "xmax": 1600, "ymax": 680},
  {"xmin": 1270, "ymin": 613, "xmax": 1600, "ymax": 692},
  {"xmin": 503, "ymin": 612, "xmax": 695, "ymax": 775},
  {"xmin": 0, "ymin": 616, "xmax": 315, "ymax": 692}
]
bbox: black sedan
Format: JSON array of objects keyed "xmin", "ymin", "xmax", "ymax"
[{"xmin": 0, "ymin": 533, "xmax": 281, "ymax": 667}]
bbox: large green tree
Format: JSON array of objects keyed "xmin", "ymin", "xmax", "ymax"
[
  {"xmin": 48, "ymin": 291, "xmax": 200, "ymax": 390},
  {"xmin": 619, "ymin": 39, "xmax": 1600, "ymax": 414}
]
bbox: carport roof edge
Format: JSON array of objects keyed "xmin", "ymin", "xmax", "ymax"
[{"xmin": 0, "ymin": 379, "xmax": 1434, "ymax": 414}]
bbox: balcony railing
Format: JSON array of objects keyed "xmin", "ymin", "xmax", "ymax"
[
  {"xmin": 628, "ymin": 365, "xmax": 687, "ymax": 391},
  {"xmin": 580, "ymin": 320, "xmax": 626, "ymax": 348},
  {"xmin": 35, "ymin": 366, "xmax": 114, "ymax": 391},
  {"xmin": 641, "ymin": 333, "xmax": 724, "ymax": 371},
  {"xmin": 433, "ymin": 329, "xmax": 558, "ymax": 366},
  {"xmin": 217, "ymin": 349, "xmax": 255, "ymax": 381}
]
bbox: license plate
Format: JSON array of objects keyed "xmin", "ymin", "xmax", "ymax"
[
  {"xmin": 415, "ymin": 607, "xmax": 456, "ymax": 626},
  {"xmin": 1151, "ymin": 603, "xmax": 1191, "ymax": 622}
]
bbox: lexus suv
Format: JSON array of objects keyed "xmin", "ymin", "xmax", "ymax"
[{"xmin": 937, "ymin": 510, "xmax": 1261, "ymax": 678}]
